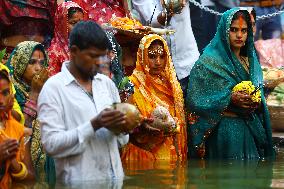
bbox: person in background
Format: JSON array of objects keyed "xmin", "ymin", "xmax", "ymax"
[
  {"xmin": 240, "ymin": 0, "xmax": 282, "ymax": 40},
  {"xmin": 105, "ymin": 32, "xmax": 134, "ymax": 102},
  {"xmin": 38, "ymin": 21, "xmax": 129, "ymax": 183},
  {"xmin": 281, "ymin": 10, "xmax": 284, "ymax": 38},
  {"xmin": 190, "ymin": 0, "xmax": 217, "ymax": 52},
  {"xmin": 250, "ymin": 6, "xmax": 284, "ymax": 68},
  {"xmin": 48, "ymin": 1, "xmax": 87, "ymax": 76},
  {"xmin": 93, "ymin": 31, "xmax": 134, "ymax": 102},
  {"xmin": 248, "ymin": 7, "xmax": 257, "ymax": 36},
  {"xmin": 131, "ymin": 0, "xmax": 200, "ymax": 98},
  {"xmin": 72, "ymin": 0, "xmax": 126, "ymax": 25},
  {"xmin": 213, "ymin": 0, "xmax": 239, "ymax": 12},
  {"xmin": 0, "ymin": 0, "xmax": 56, "ymax": 55},
  {"xmin": 213, "ymin": 0, "xmax": 239, "ymax": 22}
]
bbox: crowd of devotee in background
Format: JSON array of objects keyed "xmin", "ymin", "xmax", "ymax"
[{"xmin": 0, "ymin": 0, "xmax": 283, "ymax": 188}]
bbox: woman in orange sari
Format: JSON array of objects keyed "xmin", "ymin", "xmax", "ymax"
[
  {"xmin": 121, "ymin": 34, "xmax": 187, "ymax": 164},
  {"xmin": 0, "ymin": 70, "xmax": 34, "ymax": 188}
]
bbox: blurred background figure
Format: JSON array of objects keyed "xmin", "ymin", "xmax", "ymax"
[
  {"xmin": 48, "ymin": 1, "xmax": 87, "ymax": 76},
  {"xmin": 0, "ymin": 0, "xmax": 56, "ymax": 60},
  {"xmin": 190, "ymin": 0, "xmax": 217, "ymax": 52},
  {"xmin": 213, "ymin": 0, "xmax": 240, "ymax": 21},
  {"xmin": 71, "ymin": 0, "xmax": 126, "ymax": 25},
  {"xmin": 240, "ymin": 0, "xmax": 282, "ymax": 40}
]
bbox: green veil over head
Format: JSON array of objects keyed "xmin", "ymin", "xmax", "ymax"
[{"xmin": 186, "ymin": 8, "xmax": 274, "ymax": 158}]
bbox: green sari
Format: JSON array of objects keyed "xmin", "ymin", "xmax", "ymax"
[{"xmin": 186, "ymin": 8, "xmax": 275, "ymax": 159}]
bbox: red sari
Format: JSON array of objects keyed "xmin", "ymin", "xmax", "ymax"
[
  {"xmin": 73, "ymin": 0, "xmax": 126, "ymax": 24},
  {"xmin": 0, "ymin": 0, "xmax": 56, "ymax": 53},
  {"xmin": 48, "ymin": 2, "xmax": 87, "ymax": 76}
]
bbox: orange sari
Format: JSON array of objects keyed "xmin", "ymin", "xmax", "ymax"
[
  {"xmin": 0, "ymin": 112, "xmax": 25, "ymax": 189},
  {"xmin": 121, "ymin": 34, "xmax": 187, "ymax": 163}
]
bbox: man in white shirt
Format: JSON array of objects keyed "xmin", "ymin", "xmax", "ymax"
[
  {"xmin": 131, "ymin": 0, "xmax": 200, "ymax": 97},
  {"xmin": 38, "ymin": 21, "xmax": 129, "ymax": 183}
]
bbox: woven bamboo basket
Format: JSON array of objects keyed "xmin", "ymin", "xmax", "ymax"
[{"xmin": 268, "ymin": 105, "xmax": 284, "ymax": 131}]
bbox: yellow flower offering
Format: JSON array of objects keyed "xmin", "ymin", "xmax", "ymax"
[
  {"xmin": 232, "ymin": 81, "xmax": 261, "ymax": 103},
  {"xmin": 110, "ymin": 17, "xmax": 143, "ymax": 30}
]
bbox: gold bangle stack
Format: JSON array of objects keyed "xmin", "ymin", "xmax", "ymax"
[{"xmin": 11, "ymin": 162, "xmax": 28, "ymax": 180}]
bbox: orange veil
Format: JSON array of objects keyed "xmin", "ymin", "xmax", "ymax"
[
  {"xmin": 0, "ymin": 72, "xmax": 25, "ymax": 188},
  {"xmin": 122, "ymin": 34, "xmax": 187, "ymax": 162}
]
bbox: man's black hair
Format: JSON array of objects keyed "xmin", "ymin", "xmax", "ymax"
[{"xmin": 69, "ymin": 21, "xmax": 112, "ymax": 50}]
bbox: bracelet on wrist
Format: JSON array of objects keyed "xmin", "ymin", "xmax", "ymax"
[{"xmin": 11, "ymin": 162, "xmax": 28, "ymax": 180}]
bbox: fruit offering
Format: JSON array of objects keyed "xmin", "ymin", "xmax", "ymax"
[{"xmin": 112, "ymin": 103, "xmax": 142, "ymax": 133}]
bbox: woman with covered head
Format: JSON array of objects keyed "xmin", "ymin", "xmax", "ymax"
[
  {"xmin": 0, "ymin": 70, "xmax": 34, "ymax": 188},
  {"xmin": 186, "ymin": 8, "xmax": 275, "ymax": 159},
  {"xmin": 6, "ymin": 41, "xmax": 55, "ymax": 183},
  {"xmin": 48, "ymin": 1, "xmax": 88, "ymax": 76},
  {"xmin": 121, "ymin": 34, "xmax": 187, "ymax": 162}
]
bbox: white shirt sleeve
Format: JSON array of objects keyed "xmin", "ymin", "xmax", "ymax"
[
  {"xmin": 109, "ymin": 80, "xmax": 121, "ymax": 104},
  {"xmin": 38, "ymin": 82, "xmax": 95, "ymax": 159},
  {"xmin": 131, "ymin": 0, "xmax": 163, "ymax": 27}
]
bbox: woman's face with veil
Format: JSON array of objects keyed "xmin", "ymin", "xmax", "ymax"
[
  {"xmin": 148, "ymin": 41, "xmax": 166, "ymax": 76},
  {"xmin": 229, "ymin": 15, "xmax": 248, "ymax": 51}
]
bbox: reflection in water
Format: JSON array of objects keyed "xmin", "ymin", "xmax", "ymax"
[
  {"xmin": 187, "ymin": 159, "xmax": 274, "ymax": 189},
  {"xmin": 123, "ymin": 160, "xmax": 187, "ymax": 188},
  {"xmin": 9, "ymin": 150, "xmax": 284, "ymax": 189}
]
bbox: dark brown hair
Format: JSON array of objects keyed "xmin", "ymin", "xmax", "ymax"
[
  {"xmin": 0, "ymin": 70, "xmax": 10, "ymax": 83},
  {"xmin": 231, "ymin": 10, "xmax": 252, "ymax": 57}
]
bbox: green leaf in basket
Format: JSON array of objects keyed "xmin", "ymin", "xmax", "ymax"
[
  {"xmin": 262, "ymin": 67, "xmax": 268, "ymax": 72},
  {"xmin": 0, "ymin": 48, "xmax": 6, "ymax": 63},
  {"xmin": 276, "ymin": 93, "xmax": 284, "ymax": 103},
  {"xmin": 273, "ymin": 83, "xmax": 284, "ymax": 94},
  {"xmin": 118, "ymin": 77, "xmax": 130, "ymax": 90}
]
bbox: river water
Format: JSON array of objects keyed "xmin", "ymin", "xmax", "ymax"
[{"xmin": 10, "ymin": 149, "xmax": 284, "ymax": 189}]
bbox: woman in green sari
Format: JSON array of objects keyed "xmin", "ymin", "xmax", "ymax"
[
  {"xmin": 6, "ymin": 41, "xmax": 55, "ymax": 184},
  {"xmin": 186, "ymin": 8, "xmax": 275, "ymax": 159}
]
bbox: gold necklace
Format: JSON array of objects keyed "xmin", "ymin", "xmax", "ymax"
[{"xmin": 240, "ymin": 56, "xmax": 249, "ymax": 72}]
